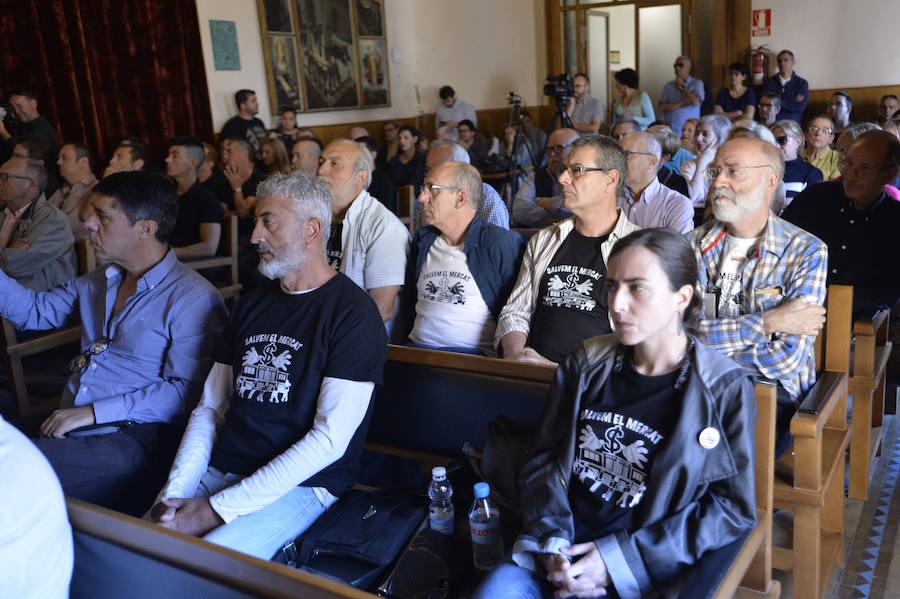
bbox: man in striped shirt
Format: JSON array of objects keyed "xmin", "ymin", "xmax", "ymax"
[{"xmin": 689, "ymin": 138, "xmax": 828, "ymax": 455}]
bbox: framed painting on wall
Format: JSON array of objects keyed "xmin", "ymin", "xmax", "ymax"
[
  {"xmin": 257, "ymin": 0, "xmax": 390, "ymax": 114},
  {"xmin": 358, "ymin": 39, "xmax": 389, "ymax": 107}
]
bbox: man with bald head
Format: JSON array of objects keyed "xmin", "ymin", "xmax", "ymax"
[
  {"xmin": 618, "ymin": 132, "xmax": 692, "ymax": 233},
  {"xmin": 783, "ymin": 130, "xmax": 900, "ymax": 315},
  {"xmin": 659, "ymin": 56, "xmax": 704, "ymax": 136},
  {"xmin": 690, "ymin": 137, "xmax": 828, "ymax": 454},
  {"xmin": 512, "ymin": 128, "xmax": 579, "ymax": 227},
  {"xmin": 317, "ymin": 139, "xmax": 409, "ymax": 322},
  {"xmin": 392, "ymin": 162, "xmax": 525, "ymax": 354},
  {"xmin": 413, "ymin": 141, "xmax": 509, "ymax": 231},
  {"xmin": 291, "ymin": 138, "xmax": 322, "ymax": 177}
]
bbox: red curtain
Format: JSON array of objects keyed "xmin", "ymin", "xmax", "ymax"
[{"xmin": 1, "ymin": 0, "xmax": 213, "ymax": 165}]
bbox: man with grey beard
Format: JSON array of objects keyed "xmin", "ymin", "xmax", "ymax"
[
  {"xmin": 150, "ymin": 172, "xmax": 387, "ymax": 560},
  {"xmin": 689, "ymin": 138, "xmax": 828, "ymax": 456}
]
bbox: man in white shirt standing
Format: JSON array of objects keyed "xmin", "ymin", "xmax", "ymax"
[
  {"xmin": 618, "ymin": 132, "xmax": 693, "ymax": 233},
  {"xmin": 393, "ymin": 162, "xmax": 525, "ymax": 355},
  {"xmin": 317, "ymin": 139, "xmax": 410, "ymax": 322},
  {"xmin": 150, "ymin": 172, "xmax": 387, "ymax": 559}
]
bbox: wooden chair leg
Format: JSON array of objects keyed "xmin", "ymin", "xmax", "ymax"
[
  {"xmin": 5, "ymin": 351, "xmax": 31, "ymax": 418},
  {"xmin": 849, "ymin": 390, "xmax": 873, "ymax": 500},
  {"xmin": 793, "ymin": 505, "xmax": 822, "ymax": 599}
]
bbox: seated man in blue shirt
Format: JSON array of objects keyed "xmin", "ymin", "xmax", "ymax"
[
  {"xmin": 150, "ymin": 173, "xmax": 387, "ymax": 560},
  {"xmin": 0, "ymin": 171, "xmax": 227, "ymax": 515},
  {"xmin": 393, "ymin": 162, "xmax": 525, "ymax": 355}
]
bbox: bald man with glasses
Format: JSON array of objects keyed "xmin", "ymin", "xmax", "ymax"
[
  {"xmin": 497, "ymin": 135, "xmax": 639, "ymax": 365},
  {"xmin": 512, "ymin": 128, "xmax": 579, "ymax": 227}
]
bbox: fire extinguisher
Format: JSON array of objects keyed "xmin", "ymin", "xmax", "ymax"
[{"xmin": 748, "ymin": 46, "xmax": 770, "ymax": 86}]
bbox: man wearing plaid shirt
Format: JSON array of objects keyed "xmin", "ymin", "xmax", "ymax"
[{"xmin": 690, "ymin": 138, "xmax": 827, "ymax": 455}]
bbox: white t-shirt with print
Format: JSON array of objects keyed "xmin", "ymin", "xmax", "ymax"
[
  {"xmin": 714, "ymin": 234, "xmax": 759, "ymax": 318},
  {"xmin": 409, "ymin": 236, "xmax": 495, "ymax": 354}
]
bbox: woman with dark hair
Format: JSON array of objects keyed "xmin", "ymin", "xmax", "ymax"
[
  {"xmin": 611, "ymin": 68, "xmax": 655, "ymax": 130},
  {"xmin": 387, "ymin": 124, "xmax": 426, "ymax": 190},
  {"xmin": 473, "ymin": 228, "xmax": 756, "ymax": 599},
  {"xmin": 714, "ymin": 63, "xmax": 756, "ymax": 123}
]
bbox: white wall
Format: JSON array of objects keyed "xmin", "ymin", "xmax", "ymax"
[
  {"xmin": 196, "ymin": 0, "xmax": 547, "ymax": 131},
  {"xmin": 750, "ymin": 0, "xmax": 899, "ymax": 89}
]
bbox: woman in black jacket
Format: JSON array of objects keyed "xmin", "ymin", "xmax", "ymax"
[{"xmin": 473, "ymin": 229, "xmax": 757, "ymax": 599}]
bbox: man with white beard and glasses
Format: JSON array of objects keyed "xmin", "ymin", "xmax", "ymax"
[
  {"xmin": 151, "ymin": 172, "xmax": 387, "ymax": 559},
  {"xmin": 689, "ymin": 138, "xmax": 827, "ymax": 456}
]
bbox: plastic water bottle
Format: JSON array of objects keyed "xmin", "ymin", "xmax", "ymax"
[
  {"xmin": 428, "ymin": 466, "xmax": 455, "ymax": 535},
  {"xmin": 469, "ymin": 482, "xmax": 503, "ymax": 571}
]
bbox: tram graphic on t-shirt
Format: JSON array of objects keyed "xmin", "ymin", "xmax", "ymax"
[
  {"xmin": 422, "ymin": 273, "xmax": 468, "ymax": 305},
  {"xmin": 235, "ymin": 334, "xmax": 303, "ymax": 403},
  {"xmin": 573, "ymin": 411, "xmax": 664, "ymax": 509},
  {"xmin": 541, "ymin": 266, "xmax": 599, "ymax": 311}
]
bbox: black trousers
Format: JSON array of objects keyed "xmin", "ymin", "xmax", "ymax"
[{"xmin": 34, "ymin": 422, "xmax": 184, "ymax": 517}]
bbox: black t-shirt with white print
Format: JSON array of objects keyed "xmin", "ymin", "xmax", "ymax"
[
  {"xmin": 570, "ymin": 347, "xmax": 684, "ymax": 543},
  {"xmin": 209, "ymin": 274, "xmax": 386, "ymax": 497},
  {"xmin": 528, "ymin": 230, "xmax": 611, "ymax": 363},
  {"xmin": 327, "ymin": 223, "xmax": 344, "ymax": 271}
]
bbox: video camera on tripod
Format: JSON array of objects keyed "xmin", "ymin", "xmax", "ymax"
[
  {"xmin": 542, "ymin": 73, "xmax": 574, "ymax": 130},
  {"xmin": 543, "ymin": 73, "xmax": 575, "ymax": 111}
]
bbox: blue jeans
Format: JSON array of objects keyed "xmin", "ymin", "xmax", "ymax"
[{"xmin": 193, "ymin": 467, "xmax": 329, "ymax": 560}]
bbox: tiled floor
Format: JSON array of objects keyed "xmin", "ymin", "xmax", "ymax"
[{"xmin": 770, "ymin": 410, "xmax": 900, "ymax": 599}]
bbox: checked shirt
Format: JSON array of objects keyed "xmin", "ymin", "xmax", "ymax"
[{"xmin": 689, "ymin": 213, "xmax": 828, "ymax": 400}]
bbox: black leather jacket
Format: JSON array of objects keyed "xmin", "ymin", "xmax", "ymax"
[{"xmin": 513, "ymin": 335, "xmax": 757, "ymax": 599}]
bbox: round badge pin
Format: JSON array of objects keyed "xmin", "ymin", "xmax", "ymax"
[{"xmin": 699, "ymin": 427, "xmax": 720, "ymax": 449}]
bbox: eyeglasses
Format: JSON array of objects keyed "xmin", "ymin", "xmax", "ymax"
[
  {"xmin": 775, "ymin": 135, "xmax": 789, "ymax": 146},
  {"xmin": 703, "ymin": 164, "xmax": 774, "ymax": 181},
  {"xmin": 69, "ymin": 337, "xmax": 110, "ymax": 373},
  {"xmin": 624, "ymin": 150, "xmax": 654, "ymax": 158},
  {"xmin": 674, "ymin": 63, "xmax": 685, "ymax": 68},
  {"xmin": 758, "ymin": 103, "xmax": 777, "ymax": 109},
  {"xmin": 0, "ymin": 172, "xmax": 33, "ymax": 183},
  {"xmin": 564, "ymin": 164, "xmax": 611, "ymax": 179},
  {"xmin": 546, "ymin": 143, "xmax": 572, "ymax": 154},
  {"xmin": 807, "ymin": 126, "xmax": 833, "ymax": 135},
  {"xmin": 422, "ymin": 183, "xmax": 461, "ymax": 195},
  {"xmin": 837, "ymin": 157, "xmax": 884, "ymax": 177}
]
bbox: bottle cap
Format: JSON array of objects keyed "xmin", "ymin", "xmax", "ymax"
[
  {"xmin": 432, "ymin": 466, "xmax": 447, "ymax": 480},
  {"xmin": 474, "ymin": 482, "xmax": 490, "ymax": 498}
]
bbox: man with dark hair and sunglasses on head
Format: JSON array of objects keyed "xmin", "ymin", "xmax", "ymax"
[
  {"xmin": 497, "ymin": 135, "xmax": 639, "ymax": 366},
  {"xmin": 0, "ymin": 170, "xmax": 227, "ymax": 516},
  {"xmin": 0, "ymin": 156, "xmax": 75, "ymax": 291},
  {"xmin": 690, "ymin": 137, "xmax": 827, "ymax": 455},
  {"xmin": 783, "ymin": 130, "xmax": 900, "ymax": 316},
  {"xmin": 512, "ymin": 128, "xmax": 579, "ymax": 227}
]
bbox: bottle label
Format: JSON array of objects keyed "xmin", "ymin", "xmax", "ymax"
[
  {"xmin": 430, "ymin": 511, "xmax": 454, "ymax": 535},
  {"xmin": 469, "ymin": 519, "xmax": 500, "ymax": 544}
]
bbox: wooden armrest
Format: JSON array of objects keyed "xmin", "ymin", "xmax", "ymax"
[
  {"xmin": 791, "ymin": 370, "xmax": 847, "ymax": 439},
  {"xmin": 797, "ymin": 370, "xmax": 843, "ymax": 416},
  {"xmin": 5, "ymin": 326, "xmax": 82, "ymax": 358},
  {"xmin": 853, "ymin": 308, "xmax": 890, "ymax": 337}
]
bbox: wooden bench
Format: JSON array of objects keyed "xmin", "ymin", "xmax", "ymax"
[
  {"xmin": 2, "ymin": 239, "xmax": 95, "ymax": 418},
  {"xmin": 848, "ymin": 308, "xmax": 892, "ymax": 500},
  {"xmin": 182, "ymin": 214, "xmax": 241, "ymax": 304},
  {"xmin": 66, "ymin": 344, "xmax": 777, "ymax": 599},
  {"xmin": 771, "ymin": 284, "xmax": 853, "ymax": 599}
]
